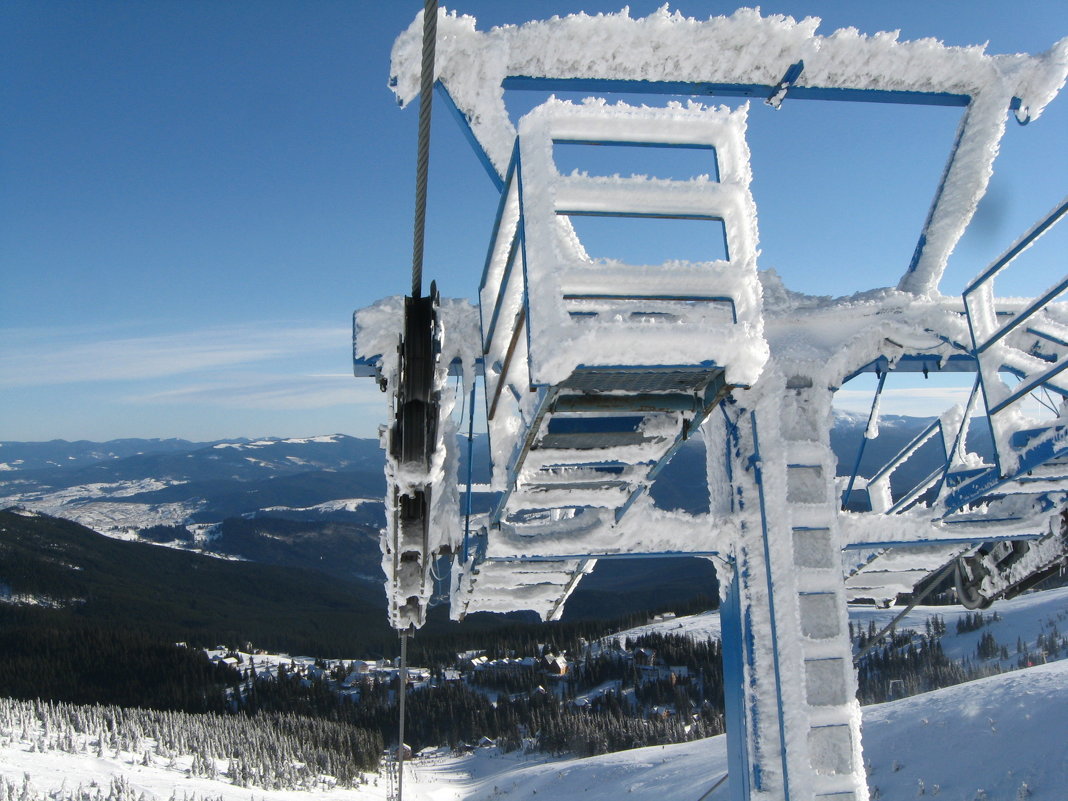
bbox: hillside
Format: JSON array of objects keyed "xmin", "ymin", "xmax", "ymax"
[
  {"xmin": 0, "ymin": 416, "xmax": 943, "ymax": 623},
  {"xmin": 1, "ymin": 659, "xmax": 1065, "ymax": 800},
  {"xmin": 0, "ymin": 509, "xmax": 685, "ymax": 671},
  {"xmin": 1, "ymin": 503, "xmax": 1065, "ymax": 800},
  {"xmin": 421, "ymin": 659, "xmax": 1068, "ymax": 800},
  {"xmin": 0, "ymin": 508, "xmax": 394, "ymax": 657}
]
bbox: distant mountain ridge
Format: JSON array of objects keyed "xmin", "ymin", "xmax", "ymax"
[
  {"xmin": 0, "ymin": 437, "xmax": 218, "ymax": 472},
  {"xmin": 0, "ymin": 433, "xmax": 384, "ymax": 488},
  {"xmin": 1, "ymin": 417, "xmax": 953, "ymax": 535},
  {"xmin": 0, "ymin": 434, "xmax": 389, "ymax": 586},
  {"xmin": 0, "ymin": 414, "xmax": 977, "ymax": 622}
]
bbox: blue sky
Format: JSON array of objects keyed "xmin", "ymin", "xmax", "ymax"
[{"xmin": 2, "ymin": 1, "xmax": 1066, "ymax": 442}]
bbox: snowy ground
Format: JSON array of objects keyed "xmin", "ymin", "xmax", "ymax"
[
  {"xmin": 608, "ymin": 585, "xmax": 1068, "ymax": 670},
  {"xmin": 604, "ymin": 608, "xmax": 723, "ymax": 644},
  {"xmin": 3, "ymin": 587, "xmax": 1066, "ymax": 800},
  {"xmin": 0, "ymin": 481, "xmax": 205, "ymax": 540},
  {"xmin": 0, "ymin": 749, "xmax": 386, "ymax": 801},
  {"xmin": 3, "ymin": 659, "xmax": 1067, "ymax": 799},
  {"xmin": 847, "ymin": 584, "xmax": 1068, "ymax": 666},
  {"xmin": 405, "ymin": 660, "xmax": 1068, "ymax": 801}
]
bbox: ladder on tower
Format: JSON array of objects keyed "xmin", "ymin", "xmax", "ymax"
[{"xmin": 453, "ymin": 99, "xmax": 768, "ymax": 619}]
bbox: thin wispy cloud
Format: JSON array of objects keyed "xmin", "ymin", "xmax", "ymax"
[
  {"xmin": 0, "ymin": 324, "xmax": 350, "ymax": 388},
  {"xmin": 129, "ymin": 372, "xmax": 385, "ymax": 412}
]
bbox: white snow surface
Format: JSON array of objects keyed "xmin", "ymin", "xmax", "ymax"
[
  {"xmin": 0, "ymin": 487, "xmax": 243, "ymax": 561},
  {"xmin": 0, "ymin": 479, "xmax": 202, "ymax": 538},
  {"xmin": 405, "ymin": 660, "xmax": 1068, "ymax": 800}
]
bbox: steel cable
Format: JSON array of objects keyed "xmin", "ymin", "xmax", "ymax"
[{"xmin": 410, "ymin": 0, "xmax": 438, "ymax": 298}]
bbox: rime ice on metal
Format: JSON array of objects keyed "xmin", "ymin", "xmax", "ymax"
[{"xmin": 357, "ymin": 7, "xmax": 1068, "ymax": 801}]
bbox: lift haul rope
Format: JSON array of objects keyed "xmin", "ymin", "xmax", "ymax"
[
  {"xmin": 397, "ymin": 4, "xmax": 437, "ymax": 799},
  {"xmin": 410, "ymin": 0, "xmax": 438, "ymax": 299}
]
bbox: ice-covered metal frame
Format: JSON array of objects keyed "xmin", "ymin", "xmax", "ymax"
[
  {"xmin": 362, "ymin": 8, "xmax": 1068, "ymax": 801},
  {"xmin": 384, "ymin": 4, "xmax": 1068, "ymax": 627},
  {"xmin": 447, "ymin": 98, "xmax": 768, "ymax": 622},
  {"xmin": 390, "ymin": 7, "xmax": 1068, "ymax": 296}
]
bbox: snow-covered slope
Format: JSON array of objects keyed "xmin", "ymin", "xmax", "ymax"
[
  {"xmin": 3, "ymin": 659, "xmax": 1066, "ymax": 800},
  {"xmin": 425, "ymin": 659, "xmax": 1068, "ymax": 801},
  {"xmin": 849, "ymin": 584, "xmax": 1068, "ymax": 666},
  {"xmin": 860, "ymin": 661, "xmax": 1068, "ymax": 800},
  {"xmin": 609, "ymin": 584, "xmax": 1068, "ymax": 671}
]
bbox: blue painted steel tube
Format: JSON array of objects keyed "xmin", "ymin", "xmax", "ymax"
[
  {"xmin": 435, "ymin": 81, "xmax": 504, "ymax": 190},
  {"xmin": 963, "ymin": 196, "xmax": 1068, "ymax": 298},
  {"xmin": 841, "ymin": 369, "xmax": 886, "ymax": 510},
  {"xmin": 748, "ymin": 411, "xmax": 791, "ymax": 800},
  {"xmin": 720, "ymin": 566, "xmax": 752, "ymax": 801},
  {"xmin": 974, "ymin": 275, "xmax": 1068, "ymax": 355},
  {"xmin": 900, "ymin": 103, "xmax": 969, "ymax": 290},
  {"xmin": 501, "ymin": 76, "xmax": 972, "ymax": 107},
  {"xmin": 462, "ymin": 380, "xmax": 477, "ymax": 564},
  {"xmin": 865, "ymin": 418, "xmax": 941, "ymax": 490},
  {"xmin": 486, "ymin": 550, "xmax": 722, "ymax": 562},
  {"xmin": 988, "ymin": 357, "xmax": 1068, "ymax": 416},
  {"xmin": 479, "ymin": 141, "xmax": 519, "ymax": 293}
]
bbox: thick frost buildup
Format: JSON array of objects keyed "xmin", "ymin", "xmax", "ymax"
[
  {"xmin": 369, "ymin": 10, "xmax": 1068, "ymax": 799},
  {"xmin": 391, "ymin": 7, "xmax": 1067, "ymax": 181},
  {"xmin": 897, "ymin": 87, "xmax": 1009, "ymax": 296},
  {"xmin": 353, "ymin": 296, "xmax": 481, "ymax": 629},
  {"xmin": 354, "ymin": 296, "xmax": 481, "ymax": 388},
  {"xmin": 516, "ymin": 98, "xmax": 767, "ymax": 389},
  {"xmin": 392, "ymin": 7, "xmax": 1066, "ymax": 297}
]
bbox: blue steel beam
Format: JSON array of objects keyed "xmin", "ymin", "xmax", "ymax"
[
  {"xmin": 720, "ymin": 568, "xmax": 752, "ymax": 801},
  {"xmin": 842, "ymin": 531, "xmax": 1044, "ymax": 549},
  {"xmin": 899, "ymin": 99, "xmax": 972, "ymax": 291},
  {"xmin": 988, "ymin": 358, "xmax": 1068, "ymax": 415},
  {"xmin": 942, "ymin": 428, "xmax": 1068, "ymax": 514},
  {"xmin": 865, "ymin": 418, "xmax": 943, "ymax": 492},
  {"xmin": 557, "ymin": 209, "xmax": 725, "ymax": 221},
  {"xmin": 435, "ymin": 81, "xmax": 503, "ymax": 190},
  {"xmin": 841, "ymin": 353, "xmax": 977, "ymax": 383},
  {"xmin": 485, "ymin": 550, "xmax": 722, "ymax": 561},
  {"xmin": 562, "ymin": 295, "xmax": 738, "ymax": 324},
  {"xmin": 478, "ymin": 140, "xmax": 520, "ymax": 293},
  {"xmin": 841, "ymin": 369, "xmax": 886, "ymax": 510},
  {"xmin": 974, "ymin": 275, "xmax": 1068, "ymax": 355},
  {"xmin": 553, "ymin": 138, "xmax": 722, "ymax": 186},
  {"xmin": 747, "ymin": 410, "xmax": 792, "ymax": 800},
  {"xmin": 963, "ymin": 197, "xmax": 1068, "ymax": 299},
  {"xmin": 555, "ymin": 137, "xmax": 717, "ymax": 150},
  {"xmin": 766, "ymin": 60, "xmax": 805, "ymax": 108},
  {"xmin": 501, "ymin": 76, "xmax": 981, "ymax": 107}
]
